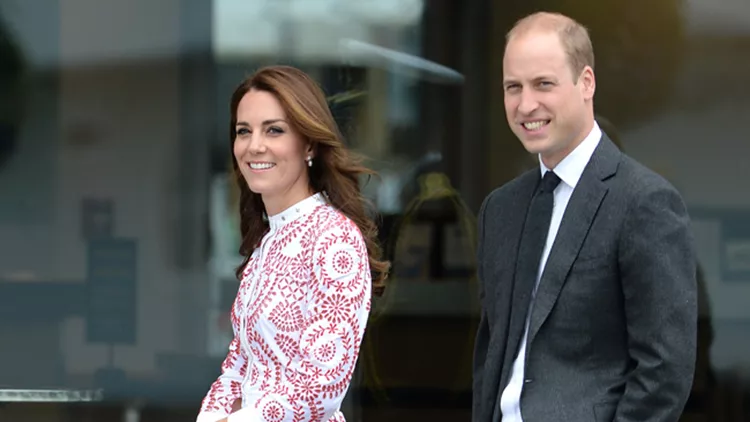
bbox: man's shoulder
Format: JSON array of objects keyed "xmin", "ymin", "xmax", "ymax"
[
  {"xmin": 482, "ymin": 168, "xmax": 537, "ymax": 211},
  {"xmin": 616, "ymin": 153, "xmax": 680, "ymax": 196}
]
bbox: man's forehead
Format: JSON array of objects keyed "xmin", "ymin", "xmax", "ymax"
[
  {"xmin": 502, "ymin": 53, "xmax": 573, "ymax": 84},
  {"xmin": 504, "ymin": 32, "xmax": 567, "ymax": 62},
  {"xmin": 504, "ymin": 42, "xmax": 566, "ymax": 66},
  {"xmin": 506, "ymin": 29, "xmax": 563, "ymax": 52}
]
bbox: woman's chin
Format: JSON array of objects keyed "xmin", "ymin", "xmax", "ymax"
[{"xmin": 245, "ymin": 183, "xmax": 270, "ymax": 195}]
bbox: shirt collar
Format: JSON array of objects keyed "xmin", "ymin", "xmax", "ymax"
[{"xmin": 540, "ymin": 121, "xmax": 602, "ymax": 189}]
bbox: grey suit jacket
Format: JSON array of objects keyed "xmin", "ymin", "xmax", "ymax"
[{"xmin": 472, "ymin": 135, "xmax": 697, "ymax": 422}]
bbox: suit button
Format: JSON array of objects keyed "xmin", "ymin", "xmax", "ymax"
[{"xmin": 524, "ymin": 378, "xmax": 533, "ymax": 384}]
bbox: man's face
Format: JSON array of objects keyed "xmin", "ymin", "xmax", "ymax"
[{"xmin": 503, "ymin": 31, "xmax": 595, "ymax": 168}]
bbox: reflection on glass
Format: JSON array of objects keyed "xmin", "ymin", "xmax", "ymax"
[{"xmin": 0, "ymin": 0, "xmax": 749, "ymax": 421}]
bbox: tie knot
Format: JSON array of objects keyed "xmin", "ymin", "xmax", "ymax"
[{"xmin": 540, "ymin": 171, "xmax": 561, "ymax": 193}]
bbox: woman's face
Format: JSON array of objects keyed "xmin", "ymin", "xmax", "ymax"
[{"xmin": 233, "ymin": 89, "xmax": 313, "ymax": 215}]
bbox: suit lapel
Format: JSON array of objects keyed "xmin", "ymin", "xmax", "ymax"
[{"xmin": 527, "ymin": 135, "xmax": 620, "ymax": 345}]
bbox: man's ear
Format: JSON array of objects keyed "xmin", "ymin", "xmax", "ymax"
[{"xmin": 579, "ymin": 65, "xmax": 596, "ymax": 101}]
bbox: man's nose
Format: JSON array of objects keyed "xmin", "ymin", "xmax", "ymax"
[{"xmin": 518, "ymin": 92, "xmax": 539, "ymax": 115}]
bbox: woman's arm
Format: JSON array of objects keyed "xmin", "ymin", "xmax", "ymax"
[{"xmin": 196, "ymin": 322, "xmax": 249, "ymax": 421}]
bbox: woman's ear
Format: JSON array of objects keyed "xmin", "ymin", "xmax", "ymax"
[{"xmin": 306, "ymin": 142, "xmax": 316, "ymax": 159}]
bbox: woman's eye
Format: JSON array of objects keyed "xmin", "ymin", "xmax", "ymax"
[
  {"xmin": 236, "ymin": 127, "xmax": 249, "ymax": 135},
  {"xmin": 268, "ymin": 126, "xmax": 284, "ymax": 135}
]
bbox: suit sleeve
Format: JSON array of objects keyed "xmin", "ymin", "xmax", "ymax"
[
  {"xmin": 615, "ymin": 184, "xmax": 697, "ymax": 422},
  {"xmin": 472, "ymin": 194, "xmax": 491, "ymax": 420},
  {"xmin": 227, "ymin": 221, "xmax": 371, "ymax": 422}
]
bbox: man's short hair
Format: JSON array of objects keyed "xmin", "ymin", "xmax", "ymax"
[{"xmin": 506, "ymin": 12, "xmax": 595, "ymax": 80}]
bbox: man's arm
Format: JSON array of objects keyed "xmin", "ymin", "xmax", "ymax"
[
  {"xmin": 616, "ymin": 183, "xmax": 697, "ymax": 422},
  {"xmin": 472, "ymin": 194, "xmax": 491, "ymax": 421},
  {"xmin": 472, "ymin": 308, "xmax": 490, "ymax": 421}
]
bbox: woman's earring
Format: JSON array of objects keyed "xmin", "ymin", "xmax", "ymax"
[{"xmin": 306, "ymin": 156, "xmax": 313, "ymax": 167}]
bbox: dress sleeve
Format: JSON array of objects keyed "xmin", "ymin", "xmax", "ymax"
[
  {"xmin": 228, "ymin": 219, "xmax": 372, "ymax": 422},
  {"xmin": 197, "ymin": 309, "xmax": 249, "ymax": 422}
]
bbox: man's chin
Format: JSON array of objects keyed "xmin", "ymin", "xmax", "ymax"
[{"xmin": 520, "ymin": 138, "xmax": 550, "ymax": 155}]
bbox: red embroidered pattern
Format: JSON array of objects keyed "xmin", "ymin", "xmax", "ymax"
[{"xmin": 198, "ymin": 197, "xmax": 371, "ymax": 422}]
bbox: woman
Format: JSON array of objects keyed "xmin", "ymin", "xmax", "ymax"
[{"xmin": 197, "ymin": 65, "xmax": 389, "ymax": 422}]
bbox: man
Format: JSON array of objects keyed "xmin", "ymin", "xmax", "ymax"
[{"xmin": 472, "ymin": 11, "xmax": 697, "ymax": 422}]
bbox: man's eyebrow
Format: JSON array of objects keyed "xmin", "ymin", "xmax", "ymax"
[{"xmin": 532, "ymin": 75, "xmax": 557, "ymax": 82}]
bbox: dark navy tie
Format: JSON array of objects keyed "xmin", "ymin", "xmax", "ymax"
[{"xmin": 503, "ymin": 170, "xmax": 562, "ymax": 378}]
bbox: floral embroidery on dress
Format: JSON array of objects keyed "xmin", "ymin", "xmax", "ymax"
[{"xmin": 197, "ymin": 193, "xmax": 371, "ymax": 422}]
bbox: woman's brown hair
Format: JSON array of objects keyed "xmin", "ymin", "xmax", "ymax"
[{"xmin": 229, "ymin": 65, "xmax": 389, "ymax": 294}]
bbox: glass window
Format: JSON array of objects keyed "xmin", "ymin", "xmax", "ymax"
[{"xmin": 1, "ymin": 0, "xmax": 748, "ymax": 420}]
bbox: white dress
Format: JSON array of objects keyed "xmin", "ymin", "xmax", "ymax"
[{"xmin": 197, "ymin": 193, "xmax": 372, "ymax": 422}]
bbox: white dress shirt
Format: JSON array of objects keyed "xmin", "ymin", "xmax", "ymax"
[{"xmin": 499, "ymin": 122, "xmax": 602, "ymax": 421}]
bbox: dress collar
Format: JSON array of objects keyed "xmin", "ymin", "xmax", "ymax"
[{"xmin": 267, "ymin": 192, "xmax": 327, "ymax": 231}]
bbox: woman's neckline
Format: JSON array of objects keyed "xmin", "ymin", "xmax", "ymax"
[{"xmin": 267, "ymin": 192, "xmax": 326, "ymax": 230}]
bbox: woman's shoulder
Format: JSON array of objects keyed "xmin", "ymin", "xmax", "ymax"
[{"xmin": 309, "ymin": 203, "xmax": 365, "ymax": 247}]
